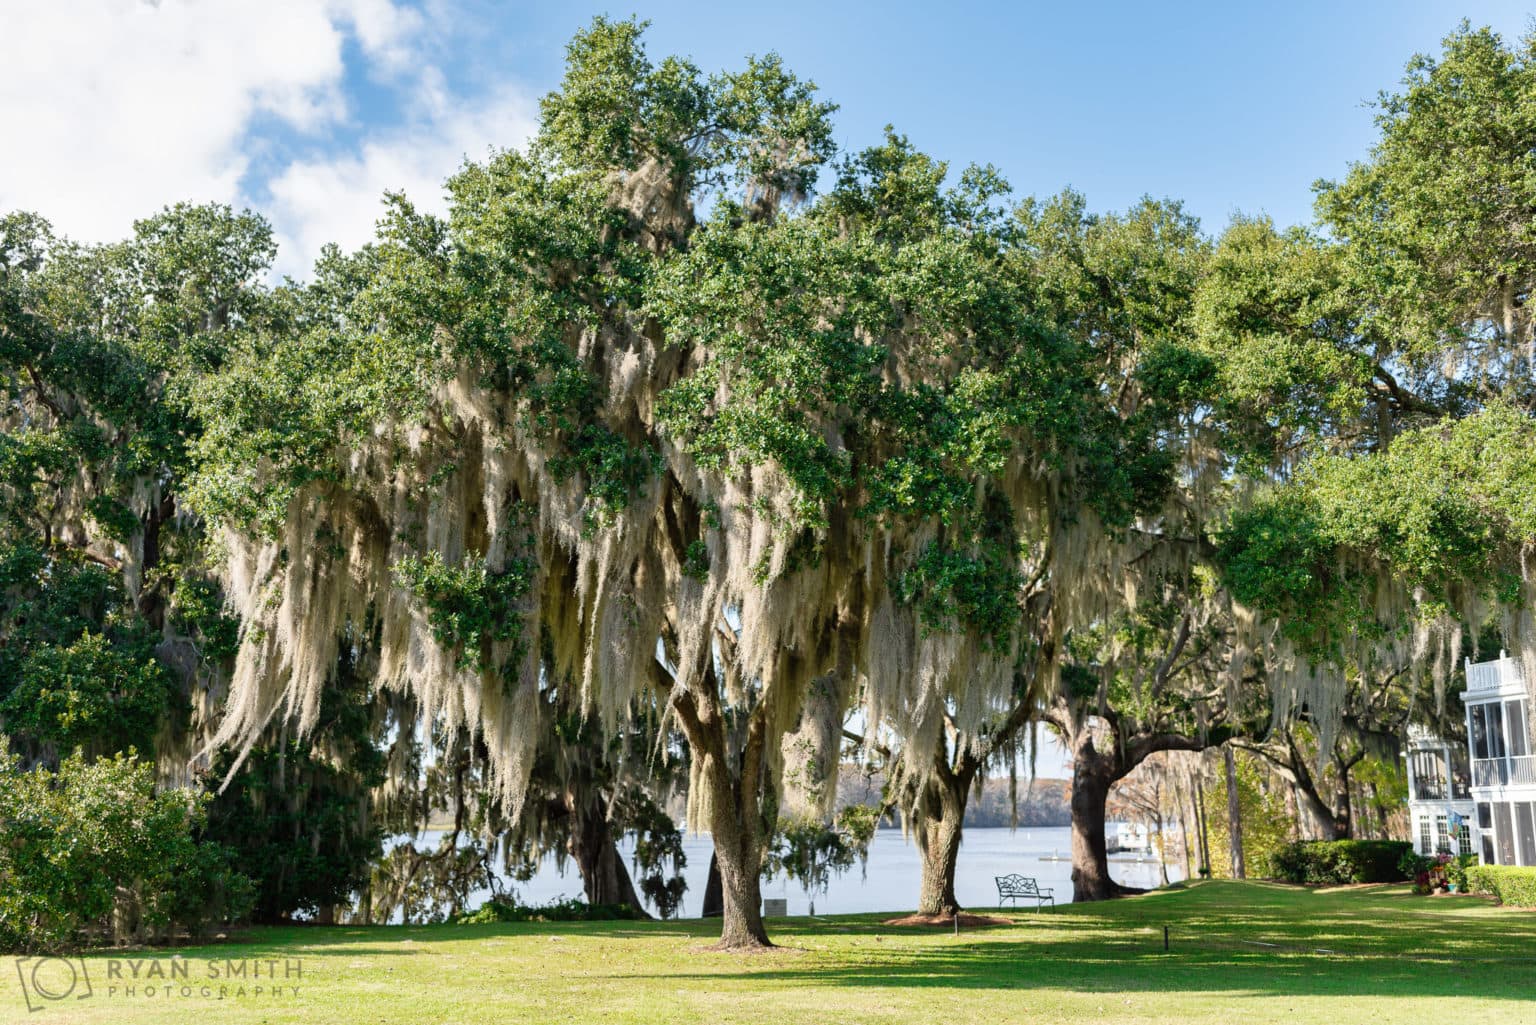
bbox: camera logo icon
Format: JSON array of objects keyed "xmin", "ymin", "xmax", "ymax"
[{"xmin": 14, "ymin": 957, "xmax": 93, "ymax": 1012}]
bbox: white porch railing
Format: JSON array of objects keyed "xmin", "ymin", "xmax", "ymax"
[
  {"xmin": 1473, "ymin": 755, "xmax": 1536, "ymax": 787},
  {"xmin": 1465, "ymin": 653, "xmax": 1524, "ymax": 694}
]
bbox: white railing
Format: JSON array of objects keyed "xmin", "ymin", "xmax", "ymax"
[
  {"xmin": 1465, "ymin": 654, "xmax": 1524, "ymax": 694},
  {"xmin": 1515, "ymin": 756, "xmax": 1536, "ymax": 786},
  {"xmin": 1474, "ymin": 758, "xmax": 1504, "ymax": 786},
  {"xmin": 1412, "ymin": 778, "xmax": 1447, "ymax": 800},
  {"xmin": 1473, "ymin": 756, "xmax": 1536, "ymax": 787}
]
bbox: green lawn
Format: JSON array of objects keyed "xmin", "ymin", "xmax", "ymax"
[{"xmin": 2, "ymin": 881, "xmax": 1532, "ymax": 1024}]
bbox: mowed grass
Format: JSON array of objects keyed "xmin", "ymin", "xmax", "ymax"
[{"xmin": 2, "ymin": 881, "xmax": 1533, "ymax": 1024}]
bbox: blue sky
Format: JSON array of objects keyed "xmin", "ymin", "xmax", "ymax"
[
  {"xmin": 3, "ymin": 0, "xmax": 1529, "ymax": 776},
  {"xmin": 434, "ymin": 0, "xmax": 1535, "ymax": 230},
  {"xmin": 3, "ymin": 2, "xmax": 1533, "ymax": 278}
]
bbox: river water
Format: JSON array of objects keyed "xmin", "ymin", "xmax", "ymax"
[{"xmin": 436, "ymin": 825, "xmax": 1180, "ymax": 917}]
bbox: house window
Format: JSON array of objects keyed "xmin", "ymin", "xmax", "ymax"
[
  {"xmin": 1495, "ymin": 803, "xmax": 1517, "ymax": 865},
  {"xmin": 1519, "ymin": 803, "xmax": 1536, "ymax": 867},
  {"xmin": 1418, "ymin": 816, "xmax": 1433, "ymax": 855},
  {"xmin": 1472, "ymin": 704, "xmax": 1507, "ymax": 761},
  {"xmin": 1449, "ymin": 746, "xmax": 1472, "ymax": 799},
  {"xmin": 1435, "ymin": 815, "xmax": 1451, "ymax": 855},
  {"xmin": 1507, "ymin": 700, "xmax": 1531, "ymax": 759},
  {"xmin": 1458, "ymin": 822, "xmax": 1473, "ymax": 856},
  {"xmin": 1478, "ymin": 803, "xmax": 1496, "ymax": 863}
]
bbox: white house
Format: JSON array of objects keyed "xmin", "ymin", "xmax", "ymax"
[
  {"xmin": 1404, "ymin": 724, "xmax": 1474, "ymax": 856},
  {"xmin": 1459, "ymin": 652, "xmax": 1536, "ymax": 866}
]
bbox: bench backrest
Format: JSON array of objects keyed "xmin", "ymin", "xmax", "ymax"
[{"xmin": 995, "ymin": 874, "xmax": 1042, "ymax": 894}]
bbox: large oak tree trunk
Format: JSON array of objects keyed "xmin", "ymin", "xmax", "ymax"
[
  {"xmin": 1223, "ymin": 745, "xmax": 1245, "ymax": 879},
  {"xmin": 709, "ymin": 806, "xmax": 768, "ymax": 949},
  {"xmin": 673, "ymin": 679, "xmax": 773, "ymax": 949},
  {"xmin": 1070, "ymin": 760, "xmax": 1117, "ymax": 902},
  {"xmin": 568, "ymin": 792, "xmax": 648, "ymax": 913},
  {"xmin": 914, "ymin": 779, "xmax": 965, "ymax": 917}
]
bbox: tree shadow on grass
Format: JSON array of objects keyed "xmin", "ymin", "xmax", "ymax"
[{"xmin": 80, "ymin": 880, "xmax": 1536, "ymax": 1006}]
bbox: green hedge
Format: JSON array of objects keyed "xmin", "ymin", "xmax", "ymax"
[
  {"xmin": 1261, "ymin": 840, "xmax": 1413, "ymax": 884},
  {"xmin": 451, "ymin": 896, "xmax": 647, "ymax": 924},
  {"xmin": 1464, "ymin": 864, "xmax": 1536, "ymax": 906}
]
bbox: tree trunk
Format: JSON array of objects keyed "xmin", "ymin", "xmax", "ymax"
[
  {"xmin": 663, "ymin": 658, "xmax": 774, "ymax": 949},
  {"xmin": 1194, "ymin": 772, "xmax": 1210, "ymax": 874},
  {"xmin": 568, "ymin": 792, "xmax": 649, "ymax": 914},
  {"xmin": 1330, "ymin": 764, "xmax": 1353, "ymax": 840},
  {"xmin": 708, "ymin": 802, "xmax": 768, "ymax": 949},
  {"xmin": 1280, "ymin": 756, "xmax": 1341, "ymax": 840},
  {"xmin": 914, "ymin": 778, "xmax": 965, "ymax": 916},
  {"xmin": 1176, "ymin": 778, "xmax": 1193, "ymax": 879},
  {"xmin": 689, "ymin": 699, "xmax": 772, "ymax": 948},
  {"xmin": 1070, "ymin": 760, "xmax": 1117, "ymax": 902},
  {"xmin": 137, "ymin": 493, "xmax": 175, "ymax": 627},
  {"xmin": 1223, "ymin": 745, "xmax": 1245, "ymax": 879},
  {"xmin": 1154, "ymin": 797, "xmax": 1169, "ymax": 886},
  {"xmin": 701, "ymin": 853, "xmax": 722, "ymax": 918}
]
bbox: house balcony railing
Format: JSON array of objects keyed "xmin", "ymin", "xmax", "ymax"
[
  {"xmin": 1465, "ymin": 653, "xmax": 1524, "ymax": 695},
  {"xmin": 1473, "ymin": 755, "xmax": 1536, "ymax": 787},
  {"xmin": 1413, "ymin": 779, "xmax": 1447, "ymax": 801}
]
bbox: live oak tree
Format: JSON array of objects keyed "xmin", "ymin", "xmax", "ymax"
[
  {"xmin": 1014, "ymin": 191, "xmax": 1259, "ymax": 901},
  {"xmin": 10, "ymin": 14, "xmax": 1536, "ymax": 946},
  {"xmin": 0, "ymin": 205, "xmax": 281, "ymax": 766},
  {"xmin": 187, "ymin": 17, "xmax": 1214, "ymax": 944},
  {"xmin": 189, "ymin": 18, "xmax": 855, "ymax": 950},
  {"xmin": 1204, "ymin": 25, "xmax": 1536, "ymax": 841}
]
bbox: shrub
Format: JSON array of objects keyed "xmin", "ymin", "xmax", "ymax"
[
  {"xmin": 452, "ymin": 895, "xmax": 648, "ymax": 924},
  {"xmin": 1260, "ymin": 840, "xmax": 1414, "ymax": 884},
  {"xmin": 203, "ymin": 665, "xmax": 385, "ymax": 924},
  {"xmin": 1396, "ymin": 849, "xmax": 1439, "ymax": 893},
  {"xmin": 0, "ymin": 750, "xmax": 253, "ymax": 952},
  {"xmin": 1443, "ymin": 853, "xmax": 1477, "ymax": 891},
  {"xmin": 1464, "ymin": 864, "xmax": 1536, "ymax": 907}
]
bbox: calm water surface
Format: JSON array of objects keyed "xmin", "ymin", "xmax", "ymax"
[{"xmin": 421, "ymin": 825, "xmax": 1181, "ymax": 917}]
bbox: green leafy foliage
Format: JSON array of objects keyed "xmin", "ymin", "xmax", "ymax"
[
  {"xmin": 1, "ymin": 631, "xmax": 175, "ymax": 756},
  {"xmin": 763, "ymin": 805, "xmax": 878, "ymax": 899},
  {"xmin": 0, "ymin": 751, "xmax": 251, "ymax": 952},
  {"xmin": 0, "ymin": 543, "xmax": 183, "ymax": 758},
  {"xmin": 1217, "ymin": 403, "xmax": 1536, "ymax": 655},
  {"xmin": 394, "ymin": 551, "xmax": 537, "ymax": 671},
  {"xmin": 453, "ymin": 895, "xmax": 647, "ymax": 924},
  {"xmin": 1317, "ymin": 22, "xmax": 1536, "ymax": 364},
  {"xmin": 1464, "ymin": 863, "xmax": 1536, "ymax": 906},
  {"xmin": 1260, "ymin": 840, "xmax": 1413, "ymax": 884},
  {"xmin": 893, "ymin": 540, "xmax": 1022, "ymax": 648},
  {"xmin": 1205, "ymin": 751, "xmax": 1294, "ymax": 879}
]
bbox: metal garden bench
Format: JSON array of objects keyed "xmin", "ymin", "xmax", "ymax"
[{"xmin": 995, "ymin": 873, "xmax": 1055, "ymax": 909}]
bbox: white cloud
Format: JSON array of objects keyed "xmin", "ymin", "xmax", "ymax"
[
  {"xmin": 263, "ymin": 77, "xmax": 537, "ymax": 277},
  {"xmin": 0, "ymin": 0, "xmax": 409, "ymax": 240},
  {"xmin": 326, "ymin": 0, "xmax": 426, "ymax": 72},
  {"xmin": 0, "ymin": 0, "xmax": 533, "ymax": 277}
]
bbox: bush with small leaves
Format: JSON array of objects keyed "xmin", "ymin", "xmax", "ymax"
[{"xmin": 0, "ymin": 750, "xmax": 252, "ymax": 953}]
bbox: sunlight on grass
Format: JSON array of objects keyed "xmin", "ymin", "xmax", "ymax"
[{"xmin": 1, "ymin": 882, "xmax": 1532, "ymax": 1024}]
